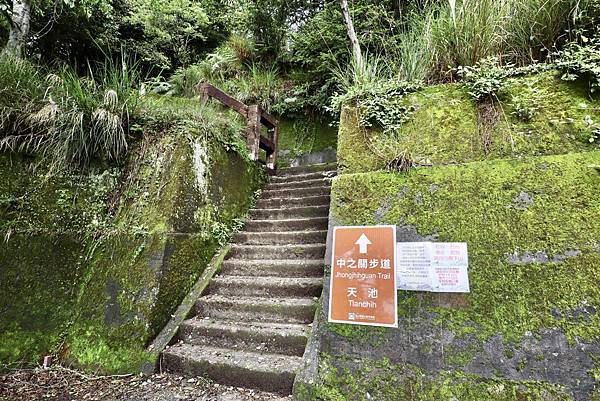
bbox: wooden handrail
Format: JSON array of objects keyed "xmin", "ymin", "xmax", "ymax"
[{"xmin": 199, "ymin": 83, "xmax": 279, "ymax": 172}]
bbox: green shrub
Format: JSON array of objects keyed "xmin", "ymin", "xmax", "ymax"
[
  {"xmin": 226, "ymin": 35, "xmax": 256, "ymax": 65},
  {"xmin": 457, "ymin": 57, "xmax": 513, "ymax": 100},
  {"xmin": 123, "ymin": 0, "xmax": 211, "ymax": 70},
  {"xmin": 583, "ymin": 115, "xmax": 600, "ymax": 143},
  {"xmin": 555, "ymin": 33, "xmax": 600, "ymax": 93},
  {"xmin": 168, "ymin": 46, "xmax": 243, "ymax": 97},
  {"xmin": 330, "ymin": 53, "xmax": 421, "ymax": 132},
  {"xmin": 168, "ymin": 64, "xmax": 211, "ymax": 98},
  {"xmin": 510, "ymin": 90, "xmax": 542, "ymax": 122}
]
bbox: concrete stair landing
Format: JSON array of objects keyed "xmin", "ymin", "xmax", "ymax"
[{"xmin": 161, "ymin": 163, "xmax": 335, "ymax": 395}]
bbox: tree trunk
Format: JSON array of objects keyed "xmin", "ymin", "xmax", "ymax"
[
  {"xmin": 339, "ymin": 0, "xmax": 363, "ymax": 71},
  {"xmin": 3, "ymin": 0, "xmax": 32, "ymax": 57}
]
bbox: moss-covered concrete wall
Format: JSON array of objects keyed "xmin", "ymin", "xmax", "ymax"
[
  {"xmin": 306, "ymin": 71, "xmax": 600, "ymax": 401},
  {"xmin": 0, "ymin": 129, "xmax": 264, "ymax": 373},
  {"xmin": 338, "ymin": 72, "xmax": 599, "ymax": 173}
]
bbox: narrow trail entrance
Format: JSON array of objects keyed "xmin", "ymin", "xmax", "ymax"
[{"xmin": 161, "ymin": 163, "xmax": 336, "ymax": 396}]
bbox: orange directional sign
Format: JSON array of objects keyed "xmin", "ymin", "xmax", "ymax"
[{"xmin": 328, "ymin": 225, "xmax": 397, "ymax": 328}]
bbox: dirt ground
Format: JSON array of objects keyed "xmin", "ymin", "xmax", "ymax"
[{"xmin": 0, "ymin": 366, "xmax": 291, "ymax": 401}]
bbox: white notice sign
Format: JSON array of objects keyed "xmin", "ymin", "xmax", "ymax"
[{"xmin": 396, "ymin": 242, "xmax": 470, "ymax": 293}]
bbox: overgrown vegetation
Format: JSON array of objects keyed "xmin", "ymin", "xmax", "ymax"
[
  {"xmin": 0, "ymin": 54, "xmax": 143, "ymax": 173},
  {"xmin": 2, "ymin": 0, "xmax": 600, "ymax": 163},
  {"xmin": 555, "ymin": 31, "xmax": 600, "ymax": 93}
]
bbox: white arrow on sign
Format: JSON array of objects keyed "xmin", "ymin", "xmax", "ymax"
[{"xmin": 355, "ymin": 233, "xmax": 372, "ymax": 254}]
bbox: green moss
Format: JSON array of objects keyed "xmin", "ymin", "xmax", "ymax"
[
  {"xmin": 149, "ymin": 234, "xmax": 218, "ymax": 336},
  {"xmin": 337, "ymin": 106, "xmax": 382, "ymax": 173},
  {"xmin": 591, "ymin": 358, "xmax": 600, "ymax": 401},
  {"xmin": 0, "ymin": 234, "xmax": 83, "ymax": 365},
  {"xmin": 0, "ymin": 124, "xmax": 265, "ymax": 372},
  {"xmin": 312, "ymin": 354, "xmax": 572, "ymax": 401},
  {"xmin": 445, "ymin": 345, "xmax": 480, "ymax": 367},
  {"xmin": 0, "ymin": 153, "xmax": 118, "ymax": 236},
  {"xmin": 327, "ymin": 322, "xmax": 387, "ymax": 347},
  {"xmin": 331, "ymin": 151, "xmax": 600, "ymax": 343},
  {"xmin": 277, "ymin": 117, "xmax": 338, "ymax": 166},
  {"xmin": 66, "ymin": 322, "xmax": 154, "ymax": 373},
  {"xmin": 208, "ymin": 141, "xmax": 266, "ymax": 222},
  {"xmin": 338, "ymin": 72, "xmax": 600, "ymax": 174}
]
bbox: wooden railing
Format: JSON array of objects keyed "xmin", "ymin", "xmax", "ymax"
[{"xmin": 199, "ymin": 83, "xmax": 279, "ymax": 172}]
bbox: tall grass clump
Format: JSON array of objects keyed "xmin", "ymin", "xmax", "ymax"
[
  {"xmin": 422, "ymin": 0, "xmax": 595, "ymax": 75},
  {"xmin": 430, "ymin": 0, "xmax": 506, "ymax": 76},
  {"xmin": 330, "ymin": 52, "xmax": 391, "ymax": 97},
  {"xmin": 507, "ymin": 0, "xmax": 583, "ymax": 64},
  {"xmin": 0, "ymin": 55, "xmax": 45, "ymax": 112},
  {"xmin": 330, "ymin": 52, "xmax": 420, "ymax": 132},
  {"xmin": 0, "ymin": 54, "xmax": 143, "ymax": 174},
  {"xmin": 229, "ymin": 64, "xmax": 284, "ymax": 112},
  {"xmin": 393, "ymin": 11, "xmax": 435, "ymax": 82}
]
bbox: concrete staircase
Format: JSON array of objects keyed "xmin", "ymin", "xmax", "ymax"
[{"xmin": 161, "ymin": 163, "xmax": 335, "ymax": 395}]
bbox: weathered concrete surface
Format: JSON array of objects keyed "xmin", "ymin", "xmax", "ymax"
[
  {"xmin": 162, "ymin": 164, "xmax": 334, "ymax": 396},
  {"xmin": 319, "ymin": 279, "xmax": 599, "ymax": 400},
  {"xmin": 290, "ymin": 148, "xmax": 337, "ymax": 167},
  {"xmin": 0, "ymin": 131, "xmax": 265, "ymax": 373},
  {"xmin": 310, "ymin": 99, "xmax": 600, "ymax": 400},
  {"xmin": 312, "ymin": 152, "xmax": 600, "ymax": 400},
  {"xmin": 162, "ymin": 343, "xmax": 303, "ymax": 395}
]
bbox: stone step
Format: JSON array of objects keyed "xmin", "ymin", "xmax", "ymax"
[
  {"xmin": 255, "ymin": 194, "xmax": 330, "ymax": 209},
  {"xmin": 210, "ymin": 276, "xmax": 323, "ymax": 298},
  {"xmin": 277, "ymin": 164, "xmax": 336, "ymax": 177},
  {"xmin": 261, "ymin": 186, "xmax": 330, "ymax": 199},
  {"xmin": 227, "ymin": 244, "xmax": 326, "ymax": 260},
  {"xmin": 221, "ymin": 259, "xmax": 324, "ymax": 278},
  {"xmin": 267, "ymin": 178, "xmax": 330, "ymax": 191},
  {"xmin": 243, "ymin": 217, "xmax": 329, "ymax": 232},
  {"xmin": 195, "ymin": 295, "xmax": 317, "ymax": 324},
  {"xmin": 270, "ymin": 171, "xmax": 336, "ymax": 184},
  {"xmin": 162, "ymin": 343, "xmax": 302, "ymax": 394},
  {"xmin": 233, "ymin": 230, "xmax": 328, "ymax": 245},
  {"xmin": 176, "ymin": 318, "xmax": 309, "ymax": 356},
  {"xmin": 249, "ymin": 205, "xmax": 329, "ymax": 220}
]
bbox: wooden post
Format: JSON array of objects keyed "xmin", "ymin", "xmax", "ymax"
[
  {"xmin": 197, "ymin": 84, "xmax": 279, "ymax": 170},
  {"xmin": 199, "ymin": 83, "xmax": 210, "ymax": 105},
  {"xmin": 266, "ymin": 125, "xmax": 279, "ymax": 172},
  {"xmin": 246, "ymin": 105, "xmax": 261, "ymax": 161}
]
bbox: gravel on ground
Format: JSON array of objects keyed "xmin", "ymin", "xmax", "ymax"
[{"xmin": 0, "ymin": 366, "xmax": 291, "ymax": 401}]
